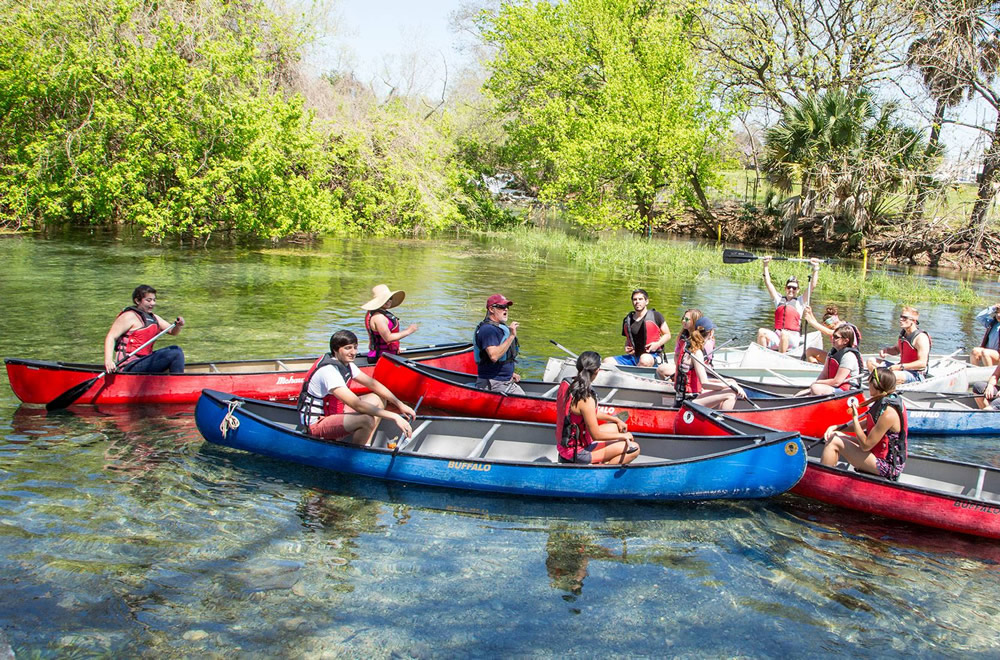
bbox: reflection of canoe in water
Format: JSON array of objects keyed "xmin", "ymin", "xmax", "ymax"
[
  {"xmin": 4, "ymin": 343, "xmax": 474, "ymax": 406},
  {"xmin": 194, "ymin": 389, "xmax": 806, "ymax": 501},
  {"xmin": 373, "ymin": 354, "xmax": 866, "ymax": 439},
  {"xmin": 676, "ymin": 401, "xmax": 1000, "ymax": 539}
]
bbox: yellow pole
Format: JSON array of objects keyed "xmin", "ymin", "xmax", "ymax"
[
  {"xmin": 717, "ymin": 224, "xmax": 722, "ymax": 242},
  {"xmin": 799, "ymin": 237, "xmax": 803, "ymax": 258},
  {"xmin": 862, "ymin": 248, "xmax": 868, "ymax": 277}
]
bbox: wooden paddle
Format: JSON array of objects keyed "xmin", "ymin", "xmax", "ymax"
[
  {"xmin": 722, "ymin": 248, "xmax": 830, "ymax": 265},
  {"xmin": 45, "ymin": 322, "xmax": 178, "ymax": 411}
]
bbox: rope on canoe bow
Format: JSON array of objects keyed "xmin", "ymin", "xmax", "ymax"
[{"xmin": 220, "ymin": 399, "xmax": 243, "ymax": 438}]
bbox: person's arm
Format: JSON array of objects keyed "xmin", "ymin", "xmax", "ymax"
[
  {"xmin": 805, "ymin": 258, "xmax": 820, "ymax": 306},
  {"xmin": 984, "ymin": 364, "xmax": 1000, "ymax": 400},
  {"xmin": 579, "ymin": 396, "xmax": 632, "ymax": 442},
  {"xmin": 802, "ymin": 306, "xmax": 833, "ymax": 337},
  {"xmin": 880, "ymin": 341, "xmax": 901, "ymax": 358},
  {"xmin": 851, "ymin": 405, "xmax": 899, "ymax": 452},
  {"xmin": 352, "ymin": 371, "xmax": 417, "ymax": 418},
  {"xmin": 154, "ymin": 313, "xmax": 184, "ymax": 335},
  {"xmin": 484, "ymin": 323, "xmax": 518, "ymax": 363},
  {"xmin": 975, "ymin": 306, "xmax": 998, "ymax": 328},
  {"xmin": 762, "ymin": 257, "xmax": 779, "ymax": 301},
  {"xmin": 332, "ymin": 373, "xmax": 414, "ymax": 437},
  {"xmin": 372, "ymin": 313, "xmax": 418, "ymax": 344},
  {"xmin": 103, "ymin": 315, "xmax": 138, "ymax": 372}
]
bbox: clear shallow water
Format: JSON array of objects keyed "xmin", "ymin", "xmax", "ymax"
[{"xmin": 2, "ymin": 231, "xmax": 1000, "ymax": 657}]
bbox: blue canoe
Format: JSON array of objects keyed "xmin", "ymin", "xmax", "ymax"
[{"xmin": 194, "ymin": 389, "xmax": 807, "ymax": 501}]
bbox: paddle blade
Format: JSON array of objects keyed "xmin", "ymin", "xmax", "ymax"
[
  {"xmin": 722, "ymin": 249, "xmax": 758, "ymax": 264},
  {"xmin": 45, "ymin": 374, "xmax": 102, "ymax": 411}
]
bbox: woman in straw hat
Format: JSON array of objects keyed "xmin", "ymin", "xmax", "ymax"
[{"xmin": 362, "ymin": 284, "xmax": 419, "ymax": 361}]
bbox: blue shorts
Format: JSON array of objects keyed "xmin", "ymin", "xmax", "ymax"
[
  {"xmin": 612, "ymin": 352, "xmax": 662, "ymax": 367},
  {"xmin": 872, "ymin": 360, "xmax": 924, "ymax": 384}
]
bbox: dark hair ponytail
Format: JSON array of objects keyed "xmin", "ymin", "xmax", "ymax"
[{"xmin": 569, "ymin": 351, "xmax": 601, "ymax": 405}]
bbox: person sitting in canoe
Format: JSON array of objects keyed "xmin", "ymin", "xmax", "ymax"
[
  {"xmin": 822, "ymin": 367, "xmax": 907, "ymax": 481},
  {"xmin": 755, "ymin": 256, "xmax": 820, "ymax": 354},
  {"xmin": 865, "ymin": 306, "xmax": 931, "ymax": 384},
  {"xmin": 103, "ymin": 285, "xmax": 186, "ymax": 374},
  {"xmin": 297, "ymin": 330, "xmax": 416, "ymax": 445},
  {"xmin": 474, "ymin": 293, "xmax": 524, "ymax": 395},
  {"xmin": 656, "ymin": 308, "xmax": 714, "ymax": 380},
  {"xmin": 556, "ymin": 351, "xmax": 639, "ymax": 464},
  {"xmin": 603, "ymin": 288, "xmax": 671, "ymax": 367},
  {"xmin": 674, "ymin": 317, "xmax": 746, "ymax": 410},
  {"xmin": 361, "ymin": 283, "xmax": 419, "ymax": 361},
  {"xmin": 795, "ymin": 325, "xmax": 863, "ymax": 396},
  {"xmin": 971, "ymin": 362, "xmax": 1000, "ymax": 409},
  {"xmin": 800, "ymin": 304, "xmax": 862, "ymax": 364},
  {"xmin": 971, "ymin": 303, "xmax": 1000, "ymax": 367}
]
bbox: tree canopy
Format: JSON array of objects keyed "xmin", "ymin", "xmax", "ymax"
[{"xmin": 480, "ymin": 0, "xmax": 730, "ymax": 229}]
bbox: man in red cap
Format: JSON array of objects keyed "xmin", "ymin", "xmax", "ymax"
[{"xmin": 473, "ymin": 294, "xmax": 524, "ymax": 394}]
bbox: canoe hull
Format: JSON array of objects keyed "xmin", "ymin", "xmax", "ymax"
[
  {"xmin": 194, "ymin": 390, "xmax": 806, "ymax": 501},
  {"xmin": 678, "ymin": 401, "xmax": 1000, "ymax": 539},
  {"xmin": 375, "ymin": 354, "xmax": 865, "ymax": 439},
  {"xmin": 5, "ymin": 343, "xmax": 475, "ymax": 405}
]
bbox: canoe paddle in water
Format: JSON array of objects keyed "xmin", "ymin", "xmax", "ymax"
[
  {"xmin": 45, "ymin": 322, "xmax": 178, "ymax": 411},
  {"xmin": 722, "ymin": 248, "xmax": 830, "ymax": 265}
]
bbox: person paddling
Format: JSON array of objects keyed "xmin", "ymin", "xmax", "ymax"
[
  {"xmin": 755, "ymin": 256, "xmax": 820, "ymax": 353},
  {"xmin": 674, "ymin": 317, "xmax": 746, "ymax": 410},
  {"xmin": 103, "ymin": 285, "xmax": 185, "ymax": 374},
  {"xmin": 822, "ymin": 367, "xmax": 908, "ymax": 481},
  {"xmin": 297, "ymin": 330, "xmax": 415, "ymax": 445},
  {"xmin": 361, "ymin": 284, "xmax": 419, "ymax": 361},
  {"xmin": 556, "ymin": 351, "xmax": 640, "ymax": 464}
]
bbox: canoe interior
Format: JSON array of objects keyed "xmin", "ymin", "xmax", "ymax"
[
  {"xmin": 688, "ymin": 403, "xmax": 1000, "ymax": 506},
  {"xmin": 397, "ymin": 360, "xmax": 856, "ymax": 414},
  {"xmin": 234, "ymin": 397, "xmax": 789, "ymax": 467}
]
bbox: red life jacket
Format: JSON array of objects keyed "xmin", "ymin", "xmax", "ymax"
[
  {"xmin": 819, "ymin": 346, "xmax": 862, "ymax": 390},
  {"xmin": 114, "ymin": 307, "xmax": 160, "ymax": 365},
  {"xmin": 773, "ymin": 297, "xmax": 802, "ymax": 332},
  {"xmin": 623, "ymin": 309, "xmax": 662, "ymax": 354},
  {"xmin": 297, "ymin": 354, "xmax": 355, "ymax": 430},
  {"xmin": 897, "ymin": 328, "xmax": 932, "ymax": 375},
  {"xmin": 862, "ymin": 394, "xmax": 908, "ymax": 479},
  {"xmin": 365, "ymin": 309, "xmax": 400, "ymax": 360},
  {"xmin": 673, "ymin": 339, "xmax": 703, "ymax": 397},
  {"xmin": 556, "ymin": 380, "xmax": 593, "ymax": 462}
]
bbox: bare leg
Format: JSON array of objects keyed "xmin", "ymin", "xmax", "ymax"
[
  {"xmin": 590, "ymin": 440, "xmax": 639, "ymax": 465},
  {"xmin": 637, "ymin": 353, "xmax": 656, "ymax": 367},
  {"xmin": 778, "ymin": 330, "xmax": 790, "ymax": 354},
  {"xmin": 656, "ymin": 362, "xmax": 676, "ymax": 379},
  {"xmin": 805, "ymin": 347, "xmax": 826, "ymax": 364},
  {"xmin": 694, "ymin": 390, "xmax": 737, "ymax": 410},
  {"xmin": 343, "ymin": 393, "xmax": 385, "ymax": 445},
  {"xmin": 756, "ymin": 329, "xmax": 770, "ymax": 347}
]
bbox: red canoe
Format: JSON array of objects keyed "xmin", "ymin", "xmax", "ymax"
[
  {"xmin": 372, "ymin": 354, "xmax": 867, "ymax": 436},
  {"xmin": 676, "ymin": 401, "xmax": 1000, "ymax": 539},
  {"xmin": 5, "ymin": 343, "xmax": 475, "ymax": 406}
]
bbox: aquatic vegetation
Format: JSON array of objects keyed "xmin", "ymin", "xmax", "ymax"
[{"xmin": 480, "ymin": 228, "xmax": 983, "ymax": 306}]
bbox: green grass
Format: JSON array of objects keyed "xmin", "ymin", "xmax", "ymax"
[
  {"xmin": 482, "ymin": 227, "xmax": 982, "ymax": 305},
  {"xmin": 709, "ymin": 169, "xmax": 980, "ymax": 224}
]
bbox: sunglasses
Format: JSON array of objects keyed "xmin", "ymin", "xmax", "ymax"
[
  {"xmin": 492, "ymin": 304, "xmax": 510, "ymax": 310},
  {"xmin": 899, "ymin": 315, "xmax": 914, "ymax": 321},
  {"xmin": 786, "ymin": 286, "xmax": 799, "ymax": 291},
  {"xmin": 682, "ymin": 316, "xmax": 690, "ymax": 322}
]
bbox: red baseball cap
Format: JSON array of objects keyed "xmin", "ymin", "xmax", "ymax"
[{"xmin": 486, "ymin": 294, "xmax": 514, "ymax": 309}]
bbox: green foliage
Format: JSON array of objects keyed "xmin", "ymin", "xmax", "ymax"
[
  {"xmin": 0, "ymin": 0, "xmax": 484, "ymax": 239},
  {"xmin": 480, "ymin": 0, "xmax": 729, "ymax": 230}
]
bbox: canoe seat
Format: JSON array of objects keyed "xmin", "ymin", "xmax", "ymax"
[
  {"xmin": 209, "ymin": 363, "xmax": 220, "ymax": 373},
  {"xmin": 276, "ymin": 360, "xmax": 290, "ymax": 371}
]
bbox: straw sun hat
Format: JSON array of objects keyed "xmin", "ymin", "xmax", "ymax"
[{"xmin": 361, "ymin": 284, "xmax": 405, "ymax": 311}]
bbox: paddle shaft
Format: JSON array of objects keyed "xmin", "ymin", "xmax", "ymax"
[
  {"xmin": 392, "ymin": 394, "xmax": 424, "ymax": 453},
  {"xmin": 684, "ymin": 348, "xmax": 760, "ymax": 409},
  {"xmin": 549, "ymin": 339, "xmax": 578, "ymax": 359},
  {"xmin": 804, "ymin": 394, "xmax": 884, "ymax": 449},
  {"xmin": 45, "ymin": 322, "xmax": 178, "ymax": 411},
  {"xmin": 722, "ymin": 248, "xmax": 829, "ymax": 265}
]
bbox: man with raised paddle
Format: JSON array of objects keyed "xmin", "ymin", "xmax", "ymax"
[
  {"xmin": 755, "ymin": 256, "xmax": 820, "ymax": 354},
  {"xmin": 103, "ymin": 285, "xmax": 186, "ymax": 374}
]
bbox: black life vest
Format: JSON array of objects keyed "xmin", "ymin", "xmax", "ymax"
[{"xmin": 296, "ymin": 353, "xmax": 354, "ymax": 431}]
